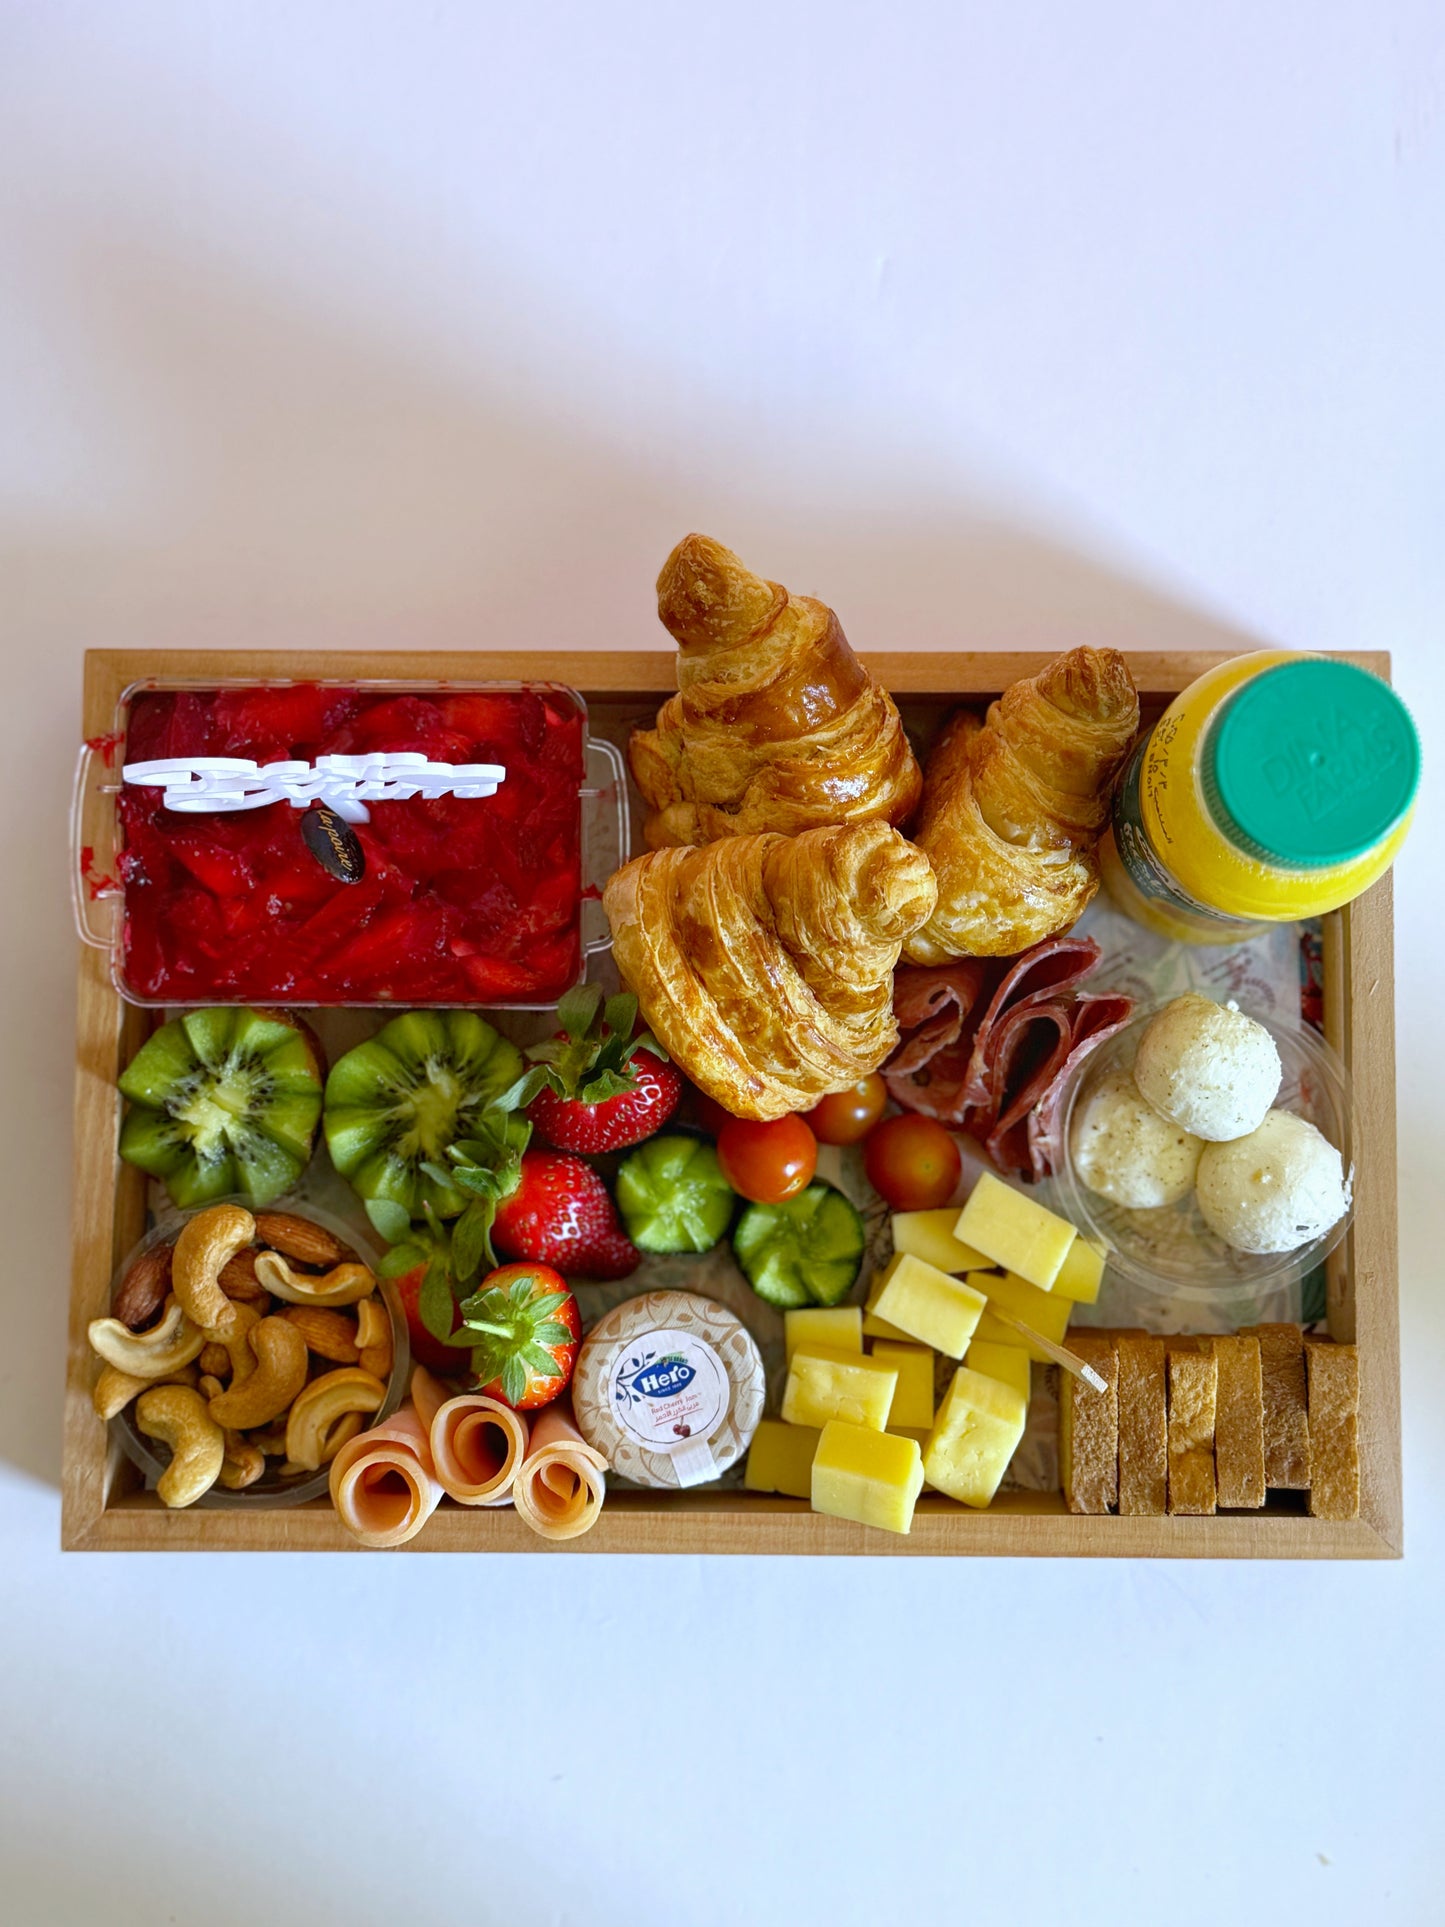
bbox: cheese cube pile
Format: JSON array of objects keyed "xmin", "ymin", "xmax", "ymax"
[{"xmin": 746, "ymin": 1176, "xmax": 1092, "ymax": 1537}]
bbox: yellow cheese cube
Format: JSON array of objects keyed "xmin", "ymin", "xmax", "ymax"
[
  {"xmin": 954, "ymin": 1171, "xmax": 1077, "ymax": 1289},
  {"xmin": 966, "ymin": 1270, "xmax": 1074, "ymax": 1362},
  {"xmin": 872, "ymin": 1342, "xmax": 936, "ymax": 1430},
  {"xmin": 744, "ymin": 1420, "xmax": 820, "ymax": 1498},
  {"xmin": 782, "ymin": 1347, "xmax": 898, "ymax": 1432},
  {"xmin": 869, "ymin": 1252, "xmax": 987, "ymax": 1358},
  {"xmin": 811, "ymin": 1420, "xmax": 924, "ymax": 1535},
  {"xmin": 1051, "ymin": 1236, "xmax": 1106, "ymax": 1305},
  {"xmin": 889, "ymin": 1209, "xmax": 991, "ymax": 1275},
  {"xmin": 965, "ymin": 1339, "xmax": 1031, "ymax": 1406},
  {"xmin": 924, "ymin": 1367, "xmax": 1027, "ymax": 1509},
  {"xmin": 784, "ymin": 1306, "xmax": 863, "ymax": 1362},
  {"xmin": 862, "ymin": 1306, "xmax": 914, "ymax": 1343}
]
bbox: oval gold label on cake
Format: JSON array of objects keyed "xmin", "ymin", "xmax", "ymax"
[{"xmin": 301, "ymin": 803, "xmax": 366, "ymax": 883}]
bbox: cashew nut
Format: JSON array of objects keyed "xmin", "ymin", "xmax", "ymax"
[
  {"xmin": 278, "ymin": 1304, "xmax": 360, "ymax": 1364},
  {"xmin": 88, "ymin": 1297, "xmax": 206, "ymax": 1378},
  {"xmin": 198, "ymin": 1341, "xmax": 231, "ymax": 1378},
  {"xmin": 218, "ymin": 1300, "xmax": 263, "ymax": 1385},
  {"xmin": 197, "ymin": 1373, "xmax": 225, "ymax": 1402},
  {"xmin": 91, "ymin": 1361, "xmax": 198, "ymax": 1421},
  {"xmin": 284, "ymin": 1367, "xmax": 386, "ymax": 1471},
  {"xmin": 205, "ymin": 1316, "xmax": 309, "ymax": 1429},
  {"xmin": 253, "ymin": 1252, "xmax": 376, "ymax": 1308},
  {"xmin": 135, "ymin": 1385, "xmax": 225, "ymax": 1507},
  {"xmin": 247, "ymin": 1421, "xmax": 291, "ymax": 1457},
  {"xmin": 218, "ymin": 1430, "xmax": 266, "ymax": 1491},
  {"xmin": 172, "ymin": 1203, "xmax": 256, "ymax": 1340},
  {"xmin": 354, "ymin": 1297, "xmax": 394, "ymax": 1381}
]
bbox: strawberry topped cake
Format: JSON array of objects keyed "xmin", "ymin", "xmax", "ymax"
[{"xmin": 117, "ymin": 683, "xmax": 585, "ymax": 1005}]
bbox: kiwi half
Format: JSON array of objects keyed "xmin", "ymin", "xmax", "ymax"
[
  {"xmin": 323, "ymin": 1011, "xmax": 523, "ymax": 1220},
  {"xmin": 118, "ymin": 1008, "xmax": 325, "ymax": 1208}
]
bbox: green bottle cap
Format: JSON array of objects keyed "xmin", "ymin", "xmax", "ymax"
[{"xmin": 1202, "ymin": 659, "xmax": 1419, "ymax": 868}]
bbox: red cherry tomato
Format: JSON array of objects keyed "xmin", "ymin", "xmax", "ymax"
[
  {"xmin": 717, "ymin": 1114, "xmax": 818, "ymax": 1204},
  {"xmin": 806, "ymin": 1074, "xmax": 888, "ymax": 1146},
  {"xmin": 863, "ymin": 1113, "xmax": 961, "ymax": 1211}
]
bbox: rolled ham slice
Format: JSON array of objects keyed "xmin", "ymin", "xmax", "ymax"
[
  {"xmin": 884, "ymin": 935, "xmax": 1132, "ymax": 1181},
  {"xmin": 329, "ymin": 1405, "xmax": 444, "ymax": 1549},
  {"xmin": 512, "ymin": 1398, "xmax": 609, "ymax": 1543},
  {"xmin": 429, "ymin": 1392, "xmax": 530, "ymax": 1506}
]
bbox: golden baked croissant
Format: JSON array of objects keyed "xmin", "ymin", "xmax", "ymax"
[
  {"xmin": 604, "ymin": 821, "xmax": 938, "ymax": 1119},
  {"xmin": 629, "ymin": 534, "xmax": 922, "ymax": 849},
  {"xmin": 905, "ymin": 647, "xmax": 1139, "ymax": 962}
]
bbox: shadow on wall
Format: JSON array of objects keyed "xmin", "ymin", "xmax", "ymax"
[{"xmin": 0, "ymin": 211, "xmax": 1270, "ymax": 1492}]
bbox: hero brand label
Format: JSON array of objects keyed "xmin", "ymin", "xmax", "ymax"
[{"xmin": 607, "ymin": 1328, "xmax": 729, "ymax": 1454}]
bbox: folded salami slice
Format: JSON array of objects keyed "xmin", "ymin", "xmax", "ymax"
[
  {"xmin": 885, "ymin": 934, "xmax": 1132, "ymax": 1180},
  {"xmin": 512, "ymin": 1398, "xmax": 609, "ymax": 1542},
  {"xmin": 329, "ymin": 1405, "xmax": 445, "ymax": 1548}
]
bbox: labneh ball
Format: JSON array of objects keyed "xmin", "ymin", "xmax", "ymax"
[
  {"xmin": 1133, "ymin": 993, "xmax": 1281, "ymax": 1142},
  {"xmin": 1070, "ymin": 1067, "xmax": 1203, "ymax": 1209},
  {"xmin": 1196, "ymin": 1110, "xmax": 1350, "ymax": 1255}
]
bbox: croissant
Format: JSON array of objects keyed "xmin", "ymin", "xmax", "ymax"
[
  {"xmin": 604, "ymin": 820, "xmax": 938, "ymax": 1119},
  {"xmin": 905, "ymin": 647, "xmax": 1139, "ymax": 963},
  {"xmin": 629, "ymin": 534, "xmax": 922, "ymax": 849}
]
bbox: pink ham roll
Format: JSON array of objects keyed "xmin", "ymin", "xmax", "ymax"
[
  {"xmin": 329, "ymin": 1405, "xmax": 444, "ymax": 1549},
  {"xmin": 430, "ymin": 1393, "xmax": 530, "ymax": 1506},
  {"xmin": 513, "ymin": 1399, "xmax": 609, "ymax": 1542}
]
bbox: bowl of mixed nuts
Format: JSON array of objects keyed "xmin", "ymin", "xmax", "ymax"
[{"xmin": 89, "ymin": 1199, "xmax": 410, "ymax": 1508}]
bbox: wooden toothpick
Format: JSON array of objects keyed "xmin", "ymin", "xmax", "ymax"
[{"xmin": 981, "ymin": 1302, "xmax": 1108, "ymax": 1393}]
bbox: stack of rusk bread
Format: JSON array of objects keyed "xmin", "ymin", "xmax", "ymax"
[{"xmin": 1060, "ymin": 1323, "xmax": 1359, "ymax": 1520}]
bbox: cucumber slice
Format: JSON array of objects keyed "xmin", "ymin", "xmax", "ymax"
[
  {"xmin": 733, "ymin": 1182, "xmax": 866, "ymax": 1309},
  {"xmin": 616, "ymin": 1135, "xmax": 735, "ymax": 1254}
]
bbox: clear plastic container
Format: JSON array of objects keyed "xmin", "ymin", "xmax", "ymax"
[
  {"xmin": 108, "ymin": 1199, "xmax": 410, "ymax": 1508},
  {"xmin": 72, "ymin": 677, "xmax": 629, "ymax": 1009},
  {"xmin": 1050, "ymin": 1003, "xmax": 1354, "ymax": 1305}
]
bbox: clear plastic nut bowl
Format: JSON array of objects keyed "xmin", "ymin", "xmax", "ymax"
[
  {"xmin": 1049, "ymin": 1003, "xmax": 1355, "ymax": 1306},
  {"xmin": 96, "ymin": 1199, "xmax": 410, "ymax": 1509}
]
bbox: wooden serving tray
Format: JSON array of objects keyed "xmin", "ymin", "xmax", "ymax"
[{"xmin": 64, "ymin": 648, "xmax": 1402, "ymax": 1556}]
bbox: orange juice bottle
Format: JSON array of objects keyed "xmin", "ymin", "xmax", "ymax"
[{"xmin": 1100, "ymin": 652, "xmax": 1418, "ymax": 943}]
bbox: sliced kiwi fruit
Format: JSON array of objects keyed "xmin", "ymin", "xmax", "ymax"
[
  {"xmin": 323, "ymin": 1010, "xmax": 524, "ymax": 1220},
  {"xmin": 118, "ymin": 1007, "xmax": 325, "ymax": 1209}
]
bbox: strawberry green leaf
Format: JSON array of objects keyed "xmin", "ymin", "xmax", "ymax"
[
  {"xmin": 365, "ymin": 1198, "xmax": 413, "ymax": 1245},
  {"xmin": 451, "ymin": 1199, "xmax": 495, "ymax": 1284},
  {"xmin": 419, "ymin": 1258, "xmax": 458, "ymax": 1343},
  {"xmin": 530, "ymin": 1321, "xmax": 575, "ymax": 1349},
  {"xmin": 556, "ymin": 982, "xmax": 604, "ymax": 1039},
  {"xmin": 500, "ymin": 1353, "xmax": 528, "ymax": 1406},
  {"xmin": 521, "ymin": 1343, "xmax": 564, "ymax": 1380},
  {"xmin": 378, "ymin": 1242, "xmax": 427, "ymax": 1279},
  {"xmin": 603, "ymin": 992, "xmax": 638, "ymax": 1040},
  {"xmin": 578, "ymin": 1067, "xmax": 634, "ymax": 1106}
]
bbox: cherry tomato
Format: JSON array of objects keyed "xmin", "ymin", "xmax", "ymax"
[
  {"xmin": 806, "ymin": 1074, "xmax": 888, "ymax": 1146},
  {"xmin": 863, "ymin": 1113, "xmax": 961, "ymax": 1211},
  {"xmin": 717, "ymin": 1114, "xmax": 818, "ymax": 1204}
]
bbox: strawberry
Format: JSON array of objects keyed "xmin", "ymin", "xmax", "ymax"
[
  {"xmin": 526, "ymin": 984, "xmax": 682, "ymax": 1154},
  {"xmin": 453, "ymin": 1262, "xmax": 581, "ymax": 1409},
  {"xmin": 492, "ymin": 1149, "xmax": 641, "ymax": 1279},
  {"xmin": 372, "ymin": 1208, "xmax": 470, "ymax": 1375},
  {"xmin": 393, "ymin": 1257, "xmax": 469, "ymax": 1374}
]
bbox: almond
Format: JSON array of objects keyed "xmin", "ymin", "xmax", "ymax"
[
  {"xmin": 112, "ymin": 1245, "xmax": 173, "ymax": 1331},
  {"xmin": 254, "ymin": 1212, "xmax": 349, "ymax": 1269},
  {"xmin": 219, "ymin": 1250, "xmax": 271, "ymax": 1309},
  {"xmin": 279, "ymin": 1305, "xmax": 360, "ymax": 1365}
]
